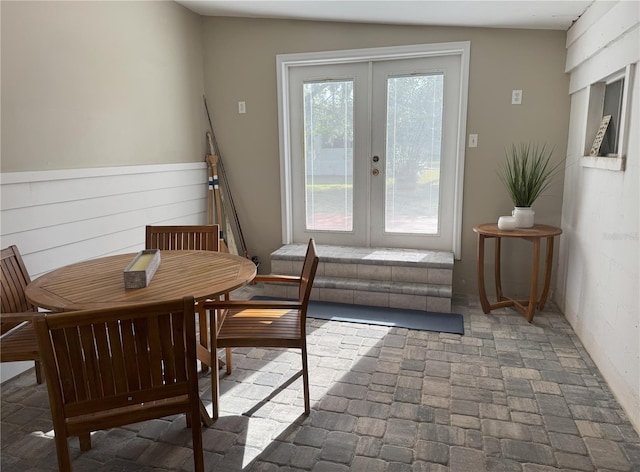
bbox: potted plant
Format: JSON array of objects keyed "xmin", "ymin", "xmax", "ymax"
[{"xmin": 497, "ymin": 143, "xmax": 563, "ymax": 228}]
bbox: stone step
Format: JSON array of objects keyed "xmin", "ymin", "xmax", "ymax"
[{"xmin": 263, "ymin": 244, "xmax": 454, "ymax": 313}]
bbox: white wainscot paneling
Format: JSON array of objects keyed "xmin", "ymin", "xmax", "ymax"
[{"xmin": 1, "ymin": 162, "xmax": 209, "ymax": 277}]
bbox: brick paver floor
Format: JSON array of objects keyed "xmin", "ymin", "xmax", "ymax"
[{"xmin": 2, "ymin": 290, "xmax": 639, "ymax": 471}]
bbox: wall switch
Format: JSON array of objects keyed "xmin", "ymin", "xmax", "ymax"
[
  {"xmin": 511, "ymin": 90, "xmax": 522, "ymax": 105},
  {"xmin": 469, "ymin": 134, "xmax": 478, "ymax": 148},
  {"xmin": 238, "ymin": 101, "xmax": 246, "ymax": 114}
]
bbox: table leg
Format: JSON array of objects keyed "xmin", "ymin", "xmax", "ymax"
[
  {"xmin": 538, "ymin": 236, "xmax": 555, "ymax": 309},
  {"xmin": 477, "ymin": 234, "xmax": 491, "ymax": 313},
  {"xmin": 494, "ymin": 237, "xmax": 503, "ymax": 301},
  {"xmin": 525, "ymin": 238, "xmax": 541, "ymax": 322}
]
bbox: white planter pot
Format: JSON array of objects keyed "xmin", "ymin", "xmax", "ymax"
[{"xmin": 512, "ymin": 207, "xmax": 535, "ymax": 228}]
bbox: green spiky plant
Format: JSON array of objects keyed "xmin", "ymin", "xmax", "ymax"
[{"xmin": 498, "ymin": 143, "xmax": 563, "ymax": 208}]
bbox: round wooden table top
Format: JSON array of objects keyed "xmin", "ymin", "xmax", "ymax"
[
  {"xmin": 25, "ymin": 250, "xmax": 257, "ymax": 312},
  {"xmin": 473, "ymin": 223, "xmax": 562, "ymax": 238}
]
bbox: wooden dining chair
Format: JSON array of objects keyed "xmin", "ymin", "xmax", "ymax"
[
  {"xmin": 145, "ymin": 224, "xmax": 220, "ymax": 251},
  {"xmin": 145, "ymin": 224, "xmax": 230, "ymax": 375},
  {"xmin": 34, "ymin": 296, "xmax": 209, "ymax": 472},
  {"xmin": 202, "ymin": 239, "xmax": 319, "ymax": 420},
  {"xmin": 1, "ymin": 245, "xmax": 45, "ymax": 384}
]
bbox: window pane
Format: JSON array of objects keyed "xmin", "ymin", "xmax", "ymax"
[
  {"xmin": 303, "ymin": 80, "xmax": 354, "ymax": 231},
  {"xmin": 385, "ymin": 74, "xmax": 443, "ymax": 234},
  {"xmin": 600, "ymin": 78, "xmax": 624, "ymax": 155}
]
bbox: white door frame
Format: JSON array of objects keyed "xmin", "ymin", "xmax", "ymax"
[{"xmin": 276, "ymin": 41, "xmax": 470, "ymax": 258}]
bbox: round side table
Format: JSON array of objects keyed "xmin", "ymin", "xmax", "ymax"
[{"xmin": 473, "ymin": 223, "xmax": 562, "ymax": 322}]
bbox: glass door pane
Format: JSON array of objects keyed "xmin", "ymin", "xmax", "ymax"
[
  {"xmin": 303, "ymin": 80, "xmax": 354, "ymax": 231},
  {"xmin": 370, "ymin": 55, "xmax": 461, "ymax": 250},
  {"xmin": 385, "ymin": 74, "xmax": 443, "ymax": 234}
]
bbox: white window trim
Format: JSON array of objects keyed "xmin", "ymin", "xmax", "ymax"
[
  {"xmin": 581, "ymin": 63, "xmax": 635, "ymax": 172},
  {"xmin": 276, "ymin": 41, "xmax": 470, "ymax": 258}
]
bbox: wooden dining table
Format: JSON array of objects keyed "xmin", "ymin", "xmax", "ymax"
[
  {"xmin": 25, "ymin": 250, "xmax": 257, "ymax": 425},
  {"xmin": 25, "ymin": 250, "xmax": 257, "ymax": 312}
]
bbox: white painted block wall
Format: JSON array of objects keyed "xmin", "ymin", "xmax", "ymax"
[{"xmin": 558, "ymin": 1, "xmax": 640, "ymax": 431}]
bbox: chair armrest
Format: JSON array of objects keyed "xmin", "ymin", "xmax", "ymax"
[
  {"xmin": 0, "ymin": 312, "xmax": 46, "ymax": 324},
  {"xmin": 1, "ymin": 312, "xmax": 46, "ymax": 338},
  {"xmin": 253, "ymin": 275, "xmax": 301, "ymax": 284},
  {"xmin": 202, "ymin": 300, "xmax": 303, "ymax": 311}
]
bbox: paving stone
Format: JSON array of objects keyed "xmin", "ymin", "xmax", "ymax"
[
  {"xmin": 312, "ymin": 460, "xmax": 349, "ymax": 472},
  {"xmin": 354, "ymin": 417, "xmax": 387, "ymax": 437},
  {"xmin": 485, "ymin": 457, "xmax": 524, "ymax": 472},
  {"xmin": 394, "ymin": 387, "xmax": 422, "ymax": 404},
  {"xmin": 543, "ymin": 415, "xmax": 580, "ymax": 435},
  {"xmin": 479, "ymin": 403, "xmax": 511, "ymax": 421},
  {"xmin": 418, "ymin": 423, "xmax": 466, "ymax": 446},
  {"xmin": 318, "ymin": 395, "xmax": 349, "ymax": 413},
  {"xmin": 511, "ymin": 411, "xmax": 543, "ymax": 426},
  {"xmin": 350, "ymin": 456, "xmax": 386, "ymax": 472},
  {"xmin": 554, "ymin": 451, "xmax": 595, "ymax": 471},
  {"xmin": 584, "ymin": 437, "xmax": 632, "ymax": 471},
  {"xmin": 508, "ymin": 396, "xmax": 539, "ymax": 413},
  {"xmin": 521, "ymin": 465, "xmax": 562, "ymax": 472},
  {"xmin": 450, "ymin": 446, "xmax": 486, "ymax": 472},
  {"xmin": 466, "ymin": 429, "xmax": 484, "ymax": 449},
  {"xmin": 483, "ymin": 436, "xmax": 502, "ymax": 457},
  {"xmin": 536, "ymin": 394, "xmax": 572, "ymax": 417},
  {"xmin": 531, "ymin": 380, "xmax": 562, "ymax": 395},
  {"xmin": 263, "ymin": 441, "xmax": 296, "ymax": 465},
  {"xmin": 451, "ymin": 399, "xmax": 480, "ymax": 416},
  {"xmin": 310, "ymin": 411, "xmax": 356, "ymax": 432},
  {"xmin": 380, "ymin": 444, "xmax": 414, "ymax": 463},
  {"xmin": 570, "ymin": 405, "xmax": 622, "ymax": 424},
  {"xmin": 136, "ymin": 441, "xmax": 193, "ymax": 469},
  {"xmin": 290, "ymin": 445, "xmax": 320, "ymax": 469},
  {"xmin": 390, "ymin": 403, "xmax": 434, "ymax": 423},
  {"xmin": 548, "ymin": 432, "xmax": 587, "ymax": 454},
  {"xmin": 501, "ymin": 367, "xmax": 542, "ymax": 381},
  {"xmin": 346, "ymin": 400, "xmax": 390, "ymax": 419},
  {"xmin": 451, "ymin": 414, "xmax": 480, "ymax": 430},
  {"xmin": 355, "ymin": 436, "xmax": 383, "ymax": 457},
  {"xmin": 504, "ymin": 378, "xmax": 535, "ymax": 398},
  {"xmin": 501, "ymin": 439, "xmax": 556, "ymax": 466},
  {"xmin": 318, "ymin": 431, "xmax": 358, "ymax": 464},
  {"xmin": 383, "ymin": 419, "xmax": 418, "ymax": 447},
  {"xmin": 414, "ymin": 440, "xmax": 449, "ymax": 464},
  {"xmin": 482, "ymin": 419, "xmax": 532, "ymax": 441}
]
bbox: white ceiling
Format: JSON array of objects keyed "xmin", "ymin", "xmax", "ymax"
[{"xmin": 176, "ymin": 0, "xmax": 594, "ymax": 30}]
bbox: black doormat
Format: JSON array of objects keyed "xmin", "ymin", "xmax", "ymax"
[{"xmin": 251, "ymin": 297, "xmax": 464, "ymax": 335}]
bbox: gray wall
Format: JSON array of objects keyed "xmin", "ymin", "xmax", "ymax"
[
  {"xmin": 201, "ymin": 17, "xmax": 570, "ymax": 295},
  {"xmin": 1, "ymin": 0, "xmax": 206, "ymax": 171}
]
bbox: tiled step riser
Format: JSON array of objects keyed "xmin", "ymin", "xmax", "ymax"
[
  {"xmin": 271, "ymin": 259, "xmax": 452, "ymax": 286},
  {"xmin": 264, "ymin": 244, "xmax": 454, "ymax": 313},
  {"xmin": 265, "ymin": 282, "xmax": 451, "ymax": 312}
]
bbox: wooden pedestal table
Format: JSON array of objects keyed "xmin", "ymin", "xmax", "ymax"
[{"xmin": 473, "ymin": 223, "xmax": 562, "ymax": 322}]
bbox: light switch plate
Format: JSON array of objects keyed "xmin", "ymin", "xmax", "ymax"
[{"xmin": 512, "ymin": 90, "xmax": 522, "ymax": 105}]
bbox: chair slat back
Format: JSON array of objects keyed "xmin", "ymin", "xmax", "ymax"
[
  {"xmin": 1, "ymin": 245, "xmax": 36, "ymax": 333},
  {"xmin": 298, "ymin": 239, "xmax": 319, "ymax": 325},
  {"xmin": 145, "ymin": 225, "xmax": 220, "ymax": 252},
  {"xmin": 35, "ymin": 297, "xmax": 196, "ymax": 419}
]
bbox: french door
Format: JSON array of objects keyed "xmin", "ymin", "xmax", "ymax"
[{"xmin": 280, "ymin": 43, "xmax": 468, "ymax": 254}]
